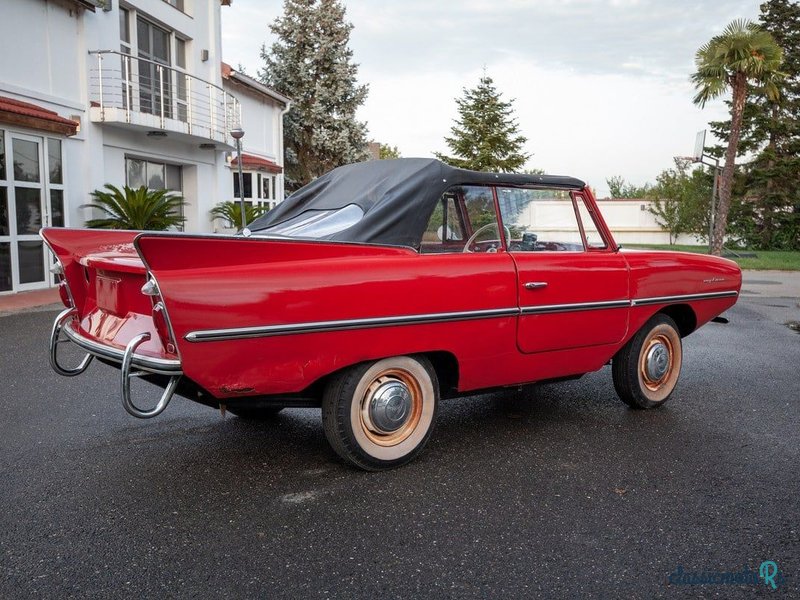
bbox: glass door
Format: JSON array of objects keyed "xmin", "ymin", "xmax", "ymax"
[
  {"xmin": 0, "ymin": 132, "xmax": 48, "ymax": 292},
  {"xmin": 0, "ymin": 130, "xmax": 10, "ymax": 292}
]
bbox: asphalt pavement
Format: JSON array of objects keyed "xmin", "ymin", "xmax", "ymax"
[{"xmin": 1, "ymin": 295, "xmax": 798, "ymax": 598}]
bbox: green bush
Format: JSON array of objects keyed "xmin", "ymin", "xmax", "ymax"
[
  {"xmin": 83, "ymin": 184, "xmax": 186, "ymax": 230},
  {"xmin": 210, "ymin": 201, "xmax": 268, "ymax": 229}
]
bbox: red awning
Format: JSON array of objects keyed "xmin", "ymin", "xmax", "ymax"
[
  {"xmin": 231, "ymin": 153, "xmax": 283, "ymax": 174},
  {"xmin": 0, "ymin": 96, "xmax": 79, "ymax": 137}
]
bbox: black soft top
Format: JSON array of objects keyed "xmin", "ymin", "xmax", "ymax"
[{"xmin": 247, "ymin": 158, "xmax": 585, "ymax": 248}]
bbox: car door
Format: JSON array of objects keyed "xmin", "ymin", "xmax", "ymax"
[{"xmin": 496, "ymin": 186, "xmax": 629, "ymax": 354}]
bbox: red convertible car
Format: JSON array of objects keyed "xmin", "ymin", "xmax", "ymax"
[{"xmin": 43, "ymin": 158, "xmax": 741, "ymax": 470}]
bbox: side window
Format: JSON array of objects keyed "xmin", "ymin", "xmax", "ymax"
[
  {"xmin": 497, "ymin": 187, "xmax": 584, "ymax": 252},
  {"xmin": 422, "ymin": 193, "xmax": 465, "ymax": 249},
  {"xmin": 574, "ymin": 194, "xmax": 608, "ymax": 249},
  {"xmin": 421, "ymin": 186, "xmax": 501, "ymax": 253}
]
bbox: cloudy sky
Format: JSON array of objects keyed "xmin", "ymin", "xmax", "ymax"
[{"xmin": 221, "ymin": 0, "xmax": 763, "ymax": 196}]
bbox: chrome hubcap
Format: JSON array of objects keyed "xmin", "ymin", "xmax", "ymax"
[
  {"xmin": 645, "ymin": 342, "xmax": 670, "ymax": 381},
  {"xmin": 368, "ymin": 380, "xmax": 412, "ymax": 433}
]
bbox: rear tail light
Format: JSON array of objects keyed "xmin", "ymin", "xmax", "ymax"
[
  {"xmin": 144, "ymin": 275, "xmax": 177, "ymax": 355},
  {"xmin": 50, "ymin": 261, "xmax": 74, "ymax": 308},
  {"xmin": 152, "ymin": 302, "xmax": 176, "ymax": 354},
  {"xmin": 57, "ymin": 281, "xmax": 72, "ymax": 308}
]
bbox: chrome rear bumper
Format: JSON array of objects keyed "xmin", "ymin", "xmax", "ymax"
[
  {"xmin": 49, "ymin": 308, "xmax": 182, "ymax": 419},
  {"xmin": 59, "ymin": 313, "xmax": 182, "ymax": 375}
]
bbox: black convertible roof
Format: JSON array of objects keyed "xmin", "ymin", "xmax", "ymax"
[{"xmin": 247, "ymin": 158, "xmax": 586, "ymax": 248}]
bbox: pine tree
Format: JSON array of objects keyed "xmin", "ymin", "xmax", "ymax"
[
  {"xmin": 709, "ymin": 1, "xmax": 800, "ymax": 250},
  {"xmin": 260, "ymin": 0, "xmax": 370, "ymax": 190},
  {"xmin": 435, "ymin": 75, "xmax": 529, "ymax": 172}
]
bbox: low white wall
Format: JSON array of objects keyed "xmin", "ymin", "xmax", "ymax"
[
  {"xmin": 519, "ymin": 199, "xmax": 704, "ymax": 246},
  {"xmin": 597, "ymin": 199, "xmax": 704, "ymax": 246}
]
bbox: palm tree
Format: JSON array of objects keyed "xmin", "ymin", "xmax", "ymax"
[
  {"xmin": 83, "ymin": 185, "xmax": 186, "ymax": 230},
  {"xmin": 692, "ymin": 19, "xmax": 783, "ymax": 255},
  {"xmin": 210, "ymin": 201, "xmax": 269, "ymax": 229}
]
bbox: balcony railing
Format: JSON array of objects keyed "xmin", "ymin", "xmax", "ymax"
[{"xmin": 88, "ymin": 50, "xmax": 241, "ymax": 147}]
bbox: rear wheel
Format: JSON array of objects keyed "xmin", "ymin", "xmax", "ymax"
[
  {"xmin": 612, "ymin": 313, "xmax": 682, "ymax": 409},
  {"xmin": 322, "ymin": 356, "xmax": 438, "ymax": 471}
]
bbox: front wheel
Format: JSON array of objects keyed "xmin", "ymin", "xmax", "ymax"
[
  {"xmin": 612, "ymin": 314, "xmax": 682, "ymax": 409},
  {"xmin": 322, "ymin": 356, "xmax": 439, "ymax": 471}
]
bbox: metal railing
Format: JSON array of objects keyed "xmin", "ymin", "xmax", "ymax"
[{"xmin": 88, "ymin": 50, "xmax": 241, "ymax": 144}]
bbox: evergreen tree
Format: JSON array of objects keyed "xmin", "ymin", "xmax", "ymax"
[
  {"xmin": 709, "ymin": 1, "xmax": 800, "ymax": 250},
  {"xmin": 260, "ymin": 0, "xmax": 369, "ymax": 190},
  {"xmin": 435, "ymin": 75, "xmax": 529, "ymax": 172}
]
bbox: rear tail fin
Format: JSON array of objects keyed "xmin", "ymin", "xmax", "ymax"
[{"xmin": 40, "ymin": 228, "xmax": 142, "ymax": 316}]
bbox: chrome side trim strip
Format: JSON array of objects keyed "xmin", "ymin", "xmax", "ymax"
[
  {"xmin": 61, "ymin": 320, "xmax": 182, "ymax": 375},
  {"xmin": 632, "ymin": 290, "xmax": 739, "ymax": 307},
  {"xmin": 520, "ymin": 299, "xmax": 630, "ymax": 315},
  {"xmin": 185, "ymin": 307, "xmax": 519, "ymax": 342},
  {"xmin": 185, "ymin": 289, "xmax": 739, "ymax": 343}
]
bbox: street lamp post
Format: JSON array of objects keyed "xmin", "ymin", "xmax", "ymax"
[{"xmin": 230, "ymin": 124, "xmax": 246, "ymax": 231}]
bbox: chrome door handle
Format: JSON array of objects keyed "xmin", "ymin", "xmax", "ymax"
[{"xmin": 524, "ymin": 282, "xmax": 548, "ymax": 290}]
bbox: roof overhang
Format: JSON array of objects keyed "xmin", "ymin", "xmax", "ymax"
[
  {"xmin": 231, "ymin": 153, "xmax": 283, "ymax": 173},
  {"xmin": 0, "ymin": 96, "xmax": 79, "ymax": 137},
  {"xmin": 221, "ymin": 62, "xmax": 291, "ymax": 107}
]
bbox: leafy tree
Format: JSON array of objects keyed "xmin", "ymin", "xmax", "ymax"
[
  {"xmin": 83, "ymin": 185, "xmax": 185, "ymax": 230},
  {"xmin": 379, "ymin": 144, "xmax": 401, "ymax": 159},
  {"xmin": 260, "ymin": 0, "xmax": 369, "ymax": 190},
  {"xmin": 710, "ymin": 1, "xmax": 800, "ymax": 250},
  {"xmin": 210, "ymin": 201, "xmax": 269, "ymax": 229},
  {"xmin": 692, "ymin": 19, "xmax": 783, "ymax": 255},
  {"xmin": 646, "ymin": 159, "xmax": 713, "ymax": 244},
  {"xmin": 606, "ymin": 175, "xmax": 652, "ymax": 198},
  {"xmin": 435, "ymin": 74, "xmax": 529, "ymax": 172}
]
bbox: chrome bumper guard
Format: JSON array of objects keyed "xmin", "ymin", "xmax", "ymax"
[{"xmin": 49, "ymin": 308, "xmax": 182, "ymax": 419}]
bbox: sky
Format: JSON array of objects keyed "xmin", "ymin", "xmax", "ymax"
[{"xmin": 221, "ymin": 0, "xmax": 764, "ymax": 197}]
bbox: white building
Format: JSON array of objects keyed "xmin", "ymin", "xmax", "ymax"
[{"xmin": 0, "ymin": 0, "xmax": 289, "ymax": 295}]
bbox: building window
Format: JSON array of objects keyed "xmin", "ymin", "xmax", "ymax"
[
  {"xmin": 47, "ymin": 139, "xmax": 64, "ymax": 227},
  {"xmin": 164, "ymin": 0, "xmax": 185, "ymax": 13},
  {"xmin": 126, "ymin": 157, "xmax": 183, "ymax": 228},
  {"xmin": 262, "ymin": 175, "xmax": 276, "ymax": 201},
  {"xmin": 137, "ymin": 17, "xmax": 172, "ymax": 118},
  {"xmin": 174, "ymin": 37, "xmax": 188, "ymax": 122},
  {"xmin": 232, "ymin": 172, "xmax": 252, "ymax": 199},
  {"xmin": 120, "ymin": 7, "xmax": 131, "ymax": 47},
  {"xmin": 117, "ymin": 7, "xmax": 194, "ymax": 121}
]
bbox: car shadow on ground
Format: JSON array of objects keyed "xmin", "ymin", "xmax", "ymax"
[{"xmin": 83, "ymin": 372, "xmax": 686, "ymax": 495}]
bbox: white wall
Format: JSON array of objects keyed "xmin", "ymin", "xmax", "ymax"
[
  {"xmin": 514, "ymin": 199, "xmax": 704, "ymax": 246},
  {"xmin": 232, "ymin": 89, "xmax": 279, "ymax": 161},
  {"xmin": 221, "ymin": 80, "xmax": 286, "ymax": 205},
  {"xmin": 0, "ymin": 1, "xmax": 86, "ymax": 106},
  {"xmin": 597, "ymin": 200, "xmax": 704, "ymax": 245}
]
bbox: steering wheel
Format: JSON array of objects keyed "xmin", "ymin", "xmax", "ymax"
[{"xmin": 463, "ymin": 223, "xmax": 512, "ymax": 253}]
